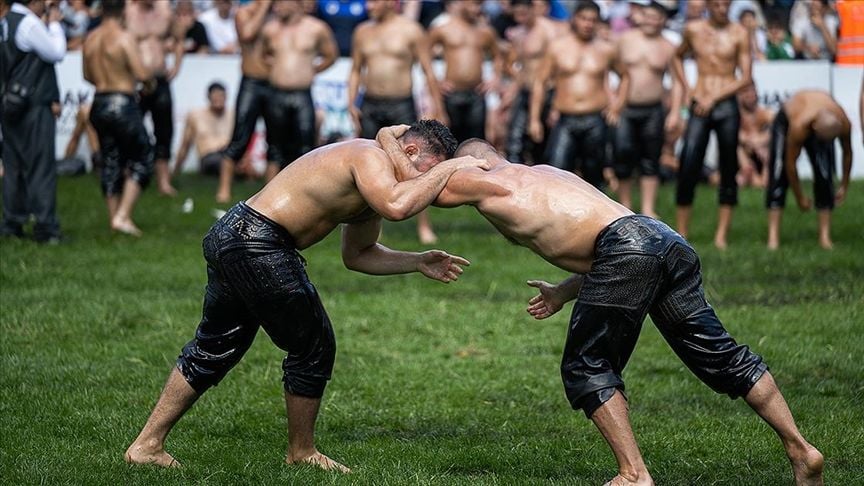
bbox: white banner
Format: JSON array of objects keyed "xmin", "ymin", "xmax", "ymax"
[{"xmin": 55, "ymin": 55, "xmax": 863, "ymax": 177}]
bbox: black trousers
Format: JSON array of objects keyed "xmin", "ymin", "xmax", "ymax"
[
  {"xmin": 444, "ymin": 89, "xmax": 486, "ymax": 143},
  {"xmin": 545, "ymin": 112, "xmax": 607, "ymax": 188},
  {"xmin": 177, "ymin": 202, "xmax": 336, "ymax": 398},
  {"xmin": 359, "ymin": 95, "xmax": 417, "ymax": 139},
  {"xmin": 676, "ymin": 97, "xmax": 740, "ymax": 206},
  {"xmin": 1, "ymin": 103, "xmax": 60, "ymax": 240},
  {"xmin": 265, "ymin": 87, "xmax": 316, "ymax": 168},
  {"xmin": 506, "ymin": 88, "xmax": 552, "ymax": 164},
  {"xmin": 613, "ymin": 102, "xmax": 665, "ymax": 179},
  {"xmin": 138, "ymin": 76, "xmax": 173, "ymax": 161},
  {"xmin": 563, "ymin": 215, "xmax": 767, "ymax": 418},
  {"xmin": 224, "ymin": 76, "xmax": 273, "ymax": 163},
  {"xmin": 766, "ymin": 109, "xmax": 836, "ymax": 210},
  {"xmin": 89, "ymin": 93, "xmax": 154, "ymax": 196}
]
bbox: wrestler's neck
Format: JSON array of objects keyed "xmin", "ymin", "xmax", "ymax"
[
  {"xmin": 708, "ymin": 17, "xmax": 731, "ymax": 29},
  {"xmin": 377, "ymin": 11, "xmax": 398, "ymax": 24},
  {"xmin": 280, "ymin": 13, "xmax": 304, "ymax": 25}
]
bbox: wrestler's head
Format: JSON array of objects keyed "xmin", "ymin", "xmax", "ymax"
[
  {"xmin": 812, "ymin": 110, "xmax": 845, "ymax": 141},
  {"xmin": 101, "ymin": 0, "xmax": 125, "ymax": 17},
  {"xmin": 706, "ymin": 0, "xmax": 730, "ymax": 25},
  {"xmin": 572, "ymin": 1, "xmax": 600, "ymax": 41},
  {"xmin": 459, "ymin": 0, "xmax": 483, "ymax": 22},
  {"xmin": 207, "ymin": 82, "xmax": 226, "ymax": 115},
  {"xmin": 454, "ymin": 138, "xmax": 506, "ymax": 164},
  {"xmin": 273, "ymin": 0, "xmax": 302, "ymax": 19},
  {"xmin": 640, "ymin": 2, "xmax": 668, "ymax": 37},
  {"xmin": 738, "ymin": 83, "xmax": 758, "ymax": 111},
  {"xmin": 511, "ymin": 0, "xmax": 536, "ymax": 27},
  {"xmin": 397, "ymin": 120, "xmax": 458, "ymax": 173},
  {"xmin": 366, "ymin": 0, "xmax": 396, "ymax": 21}
]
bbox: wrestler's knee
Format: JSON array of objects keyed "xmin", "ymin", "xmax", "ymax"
[{"xmin": 281, "ymin": 335, "xmax": 336, "ymax": 399}]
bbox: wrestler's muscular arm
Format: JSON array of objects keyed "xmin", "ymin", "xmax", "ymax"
[
  {"xmin": 414, "ymin": 25, "xmax": 446, "ymax": 123},
  {"xmin": 836, "ymin": 125, "xmax": 853, "ymax": 205},
  {"xmin": 123, "ymin": 31, "xmax": 153, "ymax": 83},
  {"xmin": 525, "ymin": 274, "xmax": 584, "ymax": 320},
  {"xmin": 347, "ymin": 26, "xmax": 367, "ymax": 135},
  {"xmin": 529, "ymin": 49, "xmax": 554, "ymax": 142},
  {"xmin": 166, "ymin": 15, "xmax": 186, "ymax": 81},
  {"xmin": 341, "ymin": 216, "xmax": 469, "ymax": 282},
  {"xmin": 668, "ymin": 26, "xmax": 692, "ymax": 132},
  {"xmin": 236, "ymin": 0, "xmax": 271, "ymax": 43},
  {"xmin": 314, "ymin": 22, "xmax": 339, "ymax": 74}
]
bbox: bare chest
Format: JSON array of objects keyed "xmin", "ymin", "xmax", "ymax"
[
  {"xmin": 361, "ymin": 28, "xmax": 414, "ymax": 61},
  {"xmin": 691, "ymin": 27, "xmax": 738, "ymax": 63},
  {"xmin": 127, "ymin": 11, "xmax": 171, "ymax": 40},
  {"xmin": 272, "ymin": 26, "xmax": 319, "ymax": 55},
  {"xmin": 555, "ymin": 44, "xmax": 609, "ymax": 77},
  {"xmin": 621, "ymin": 40, "xmax": 670, "ymax": 72}
]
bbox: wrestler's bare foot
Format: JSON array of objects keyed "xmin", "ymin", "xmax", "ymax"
[
  {"xmin": 159, "ymin": 184, "xmax": 178, "ymax": 197},
  {"xmin": 788, "ymin": 444, "xmax": 824, "ymax": 486},
  {"xmin": 602, "ymin": 472, "xmax": 654, "ymax": 486},
  {"xmin": 767, "ymin": 237, "xmax": 779, "ymax": 251},
  {"xmin": 714, "ymin": 235, "xmax": 728, "ymax": 250},
  {"xmin": 418, "ymin": 226, "xmax": 438, "ymax": 245},
  {"xmin": 286, "ymin": 450, "xmax": 351, "ymax": 473},
  {"xmin": 124, "ymin": 441, "xmax": 181, "ymax": 468},
  {"xmin": 819, "ymin": 237, "xmax": 833, "ymax": 250},
  {"xmin": 111, "ymin": 217, "xmax": 143, "ymax": 237},
  {"xmin": 215, "ymin": 191, "xmax": 231, "ymax": 204}
]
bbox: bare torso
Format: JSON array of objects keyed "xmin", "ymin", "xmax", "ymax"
[
  {"xmin": 446, "ymin": 163, "xmax": 632, "ymax": 273},
  {"xmin": 618, "ymin": 30, "xmax": 675, "ymax": 105},
  {"xmin": 548, "ymin": 35, "xmax": 615, "ymax": 114},
  {"xmin": 784, "ymin": 90, "xmax": 849, "ymax": 141},
  {"xmin": 265, "ymin": 16, "xmax": 328, "ymax": 90},
  {"xmin": 190, "ymin": 108, "xmax": 234, "ymax": 156},
  {"xmin": 125, "ymin": 1, "xmax": 173, "ymax": 76},
  {"xmin": 355, "ymin": 16, "xmax": 423, "ymax": 97},
  {"xmin": 686, "ymin": 20, "xmax": 747, "ymax": 101},
  {"xmin": 245, "ymin": 140, "xmax": 386, "ymax": 249},
  {"xmin": 432, "ymin": 19, "xmax": 495, "ymax": 91},
  {"xmin": 739, "ymin": 105, "xmax": 773, "ymax": 152},
  {"xmin": 83, "ymin": 22, "xmax": 138, "ymax": 93},
  {"xmin": 237, "ymin": 3, "xmax": 269, "ymax": 78},
  {"xmin": 512, "ymin": 19, "xmax": 557, "ymax": 89}
]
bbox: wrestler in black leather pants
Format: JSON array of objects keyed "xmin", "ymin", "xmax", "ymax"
[
  {"xmin": 613, "ymin": 102, "xmax": 665, "ymax": 180},
  {"xmin": 359, "ymin": 95, "xmax": 418, "ymax": 139},
  {"xmin": 265, "ymin": 88, "xmax": 317, "ymax": 168},
  {"xmin": 444, "ymin": 90, "xmax": 486, "ymax": 142},
  {"xmin": 546, "ymin": 112, "xmax": 608, "ymax": 187},
  {"xmin": 138, "ymin": 76, "xmax": 173, "ymax": 161},
  {"xmin": 223, "ymin": 76, "xmax": 273, "ymax": 163},
  {"xmin": 90, "ymin": 92, "xmax": 154, "ymax": 195},
  {"xmin": 506, "ymin": 88, "xmax": 552, "ymax": 164}
]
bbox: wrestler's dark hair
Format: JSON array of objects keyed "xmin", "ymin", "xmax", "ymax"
[
  {"xmin": 454, "ymin": 138, "xmax": 502, "ymax": 161},
  {"xmin": 400, "ymin": 120, "xmax": 458, "ymax": 159},
  {"xmin": 102, "ymin": 0, "xmax": 126, "ymax": 17},
  {"xmin": 645, "ymin": 1, "xmax": 669, "ymax": 16},
  {"xmin": 511, "ymin": 0, "xmax": 533, "ymax": 8},
  {"xmin": 574, "ymin": 0, "xmax": 600, "ymax": 16},
  {"xmin": 207, "ymin": 82, "xmax": 226, "ymax": 95}
]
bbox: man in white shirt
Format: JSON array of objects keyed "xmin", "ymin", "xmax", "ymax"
[
  {"xmin": 199, "ymin": 0, "xmax": 238, "ymax": 54},
  {"xmin": 791, "ymin": 0, "xmax": 837, "ymax": 60},
  {"xmin": 1, "ymin": 0, "xmax": 67, "ymax": 243}
]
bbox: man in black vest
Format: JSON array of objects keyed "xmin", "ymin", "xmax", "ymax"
[{"xmin": 0, "ymin": 0, "xmax": 66, "ymax": 243}]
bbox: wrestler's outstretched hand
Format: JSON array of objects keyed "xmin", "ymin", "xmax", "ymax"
[
  {"xmin": 526, "ymin": 280, "xmax": 566, "ymax": 320},
  {"xmin": 417, "ymin": 250, "xmax": 469, "ymax": 283}
]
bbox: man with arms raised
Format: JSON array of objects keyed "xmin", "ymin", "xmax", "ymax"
[
  {"xmin": 766, "ymin": 90, "xmax": 852, "ymax": 250},
  {"xmin": 83, "ymin": 0, "xmax": 154, "ymax": 236},
  {"xmin": 428, "ymin": 0, "xmax": 501, "ymax": 143},
  {"xmin": 261, "ymin": 1, "xmax": 337, "ymax": 181},
  {"xmin": 124, "ymin": 121, "xmax": 488, "ymax": 472},
  {"xmin": 669, "ymin": 0, "xmax": 752, "ymax": 249},
  {"xmin": 348, "ymin": 0, "xmax": 445, "ymax": 244},
  {"xmin": 172, "ymin": 82, "xmax": 234, "ymax": 177},
  {"xmin": 381, "ymin": 134, "xmax": 823, "ymax": 486},
  {"xmin": 125, "ymin": 0, "xmax": 185, "ymax": 197},
  {"xmin": 218, "ymin": 0, "xmax": 271, "ymax": 203},
  {"xmin": 529, "ymin": 0, "xmax": 619, "ymax": 188},
  {"xmin": 608, "ymin": 1, "xmax": 676, "ymax": 217}
]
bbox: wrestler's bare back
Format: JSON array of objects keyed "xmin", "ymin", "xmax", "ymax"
[
  {"xmin": 245, "ymin": 140, "xmax": 386, "ymax": 249},
  {"xmin": 439, "ymin": 162, "xmax": 632, "ymax": 273}
]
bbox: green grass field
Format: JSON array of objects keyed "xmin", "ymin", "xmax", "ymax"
[{"xmin": 1, "ymin": 175, "xmax": 863, "ymax": 485}]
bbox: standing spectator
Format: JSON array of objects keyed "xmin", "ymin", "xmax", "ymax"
[
  {"xmin": 176, "ymin": 0, "xmax": 210, "ymax": 54},
  {"xmin": 739, "ymin": 8, "xmax": 767, "ymax": 60},
  {"xmin": 315, "ymin": 0, "xmax": 367, "ymax": 57},
  {"xmin": 200, "ymin": 0, "xmax": 238, "ymax": 54},
  {"xmin": 764, "ymin": 13, "xmax": 796, "ymax": 59},
  {"xmin": 1, "ymin": 0, "xmax": 67, "ymax": 243},
  {"xmin": 791, "ymin": 0, "xmax": 837, "ymax": 60},
  {"xmin": 61, "ymin": 0, "xmax": 89, "ymax": 50}
]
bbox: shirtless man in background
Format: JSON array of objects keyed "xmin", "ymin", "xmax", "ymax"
[
  {"xmin": 125, "ymin": 0, "xmax": 185, "ymax": 197},
  {"xmin": 124, "ymin": 121, "xmax": 489, "ymax": 472},
  {"xmin": 262, "ymin": 1, "xmax": 337, "ymax": 180},
  {"xmin": 529, "ymin": 0, "xmax": 620, "ymax": 188},
  {"xmin": 218, "ymin": 0, "xmax": 271, "ymax": 203},
  {"xmin": 348, "ymin": 0, "xmax": 444, "ymax": 244},
  {"xmin": 173, "ymin": 83, "xmax": 234, "ymax": 177},
  {"xmin": 428, "ymin": 0, "xmax": 501, "ymax": 143},
  {"xmin": 766, "ymin": 90, "xmax": 852, "ymax": 250},
  {"xmin": 505, "ymin": 0, "xmax": 557, "ymax": 164},
  {"xmin": 378, "ymin": 135, "xmax": 823, "ymax": 486},
  {"xmin": 737, "ymin": 83, "xmax": 773, "ymax": 188},
  {"xmin": 608, "ymin": 1, "xmax": 676, "ymax": 217},
  {"xmin": 83, "ymin": 0, "xmax": 153, "ymax": 236},
  {"xmin": 670, "ymin": 0, "xmax": 752, "ymax": 249}
]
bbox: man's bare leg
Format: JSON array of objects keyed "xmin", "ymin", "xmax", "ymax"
[
  {"xmin": 284, "ymin": 394, "xmax": 350, "ymax": 473},
  {"xmin": 714, "ymin": 204, "xmax": 733, "ymax": 250},
  {"xmin": 106, "ymin": 195, "xmax": 120, "ymax": 224},
  {"xmin": 676, "ymin": 206, "xmax": 692, "ymax": 239},
  {"xmin": 817, "ymin": 210, "xmax": 833, "ymax": 250},
  {"xmin": 111, "ymin": 178, "xmax": 144, "ymax": 237},
  {"xmin": 265, "ymin": 162, "xmax": 280, "ymax": 182},
  {"xmin": 125, "ymin": 367, "xmax": 199, "ymax": 467},
  {"xmin": 216, "ymin": 157, "xmax": 234, "ymax": 204},
  {"xmin": 767, "ymin": 208, "xmax": 783, "ymax": 250},
  {"xmin": 639, "ymin": 176, "xmax": 659, "ymax": 219},
  {"xmin": 417, "ymin": 209, "xmax": 438, "ymax": 245},
  {"xmin": 590, "ymin": 391, "xmax": 653, "ymax": 486},
  {"xmin": 617, "ymin": 178, "xmax": 634, "ymax": 210},
  {"xmin": 744, "ymin": 372, "xmax": 824, "ymax": 486},
  {"xmin": 155, "ymin": 159, "xmax": 177, "ymax": 197}
]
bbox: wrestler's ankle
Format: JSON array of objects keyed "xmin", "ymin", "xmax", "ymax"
[
  {"xmin": 129, "ymin": 436, "xmax": 164, "ymax": 452},
  {"xmin": 286, "ymin": 446, "xmax": 318, "ymax": 462},
  {"xmin": 618, "ymin": 466, "xmax": 652, "ymax": 484}
]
